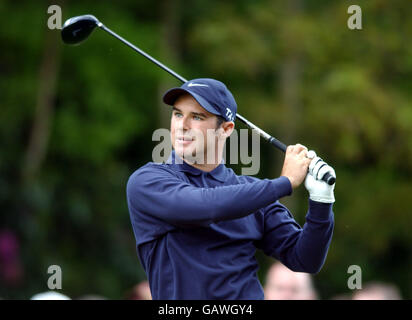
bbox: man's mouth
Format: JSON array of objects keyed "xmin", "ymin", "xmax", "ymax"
[{"xmin": 176, "ymin": 136, "xmax": 195, "ymax": 145}]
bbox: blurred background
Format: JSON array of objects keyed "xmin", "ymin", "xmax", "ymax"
[{"xmin": 0, "ymin": 0, "xmax": 411, "ymax": 299}]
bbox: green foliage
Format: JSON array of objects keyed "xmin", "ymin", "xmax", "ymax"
[{"xmin": 0, "ymin": 0, "xmax": 410, "ymax": 299}]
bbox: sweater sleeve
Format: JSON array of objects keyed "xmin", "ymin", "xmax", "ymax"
[
  {"xmin": 126, "ymin": 163, "xmax": 292, "ymax": 227},
  {"xmin": 257, "ymin": 200, "xmax": 334, "ymax": 274}
]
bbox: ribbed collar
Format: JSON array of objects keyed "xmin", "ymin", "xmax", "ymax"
[{"xmin": 166, "ymin": 150, "xmax": 227, "ymax": 182}]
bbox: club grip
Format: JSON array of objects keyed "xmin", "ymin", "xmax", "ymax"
[
  {"xmin": 266, "ymin": 135, "xmax": 336, "ymax": 185},
  {"xmin": 268, "ymin": 137, "xmax": 287, "ymax": 153}
]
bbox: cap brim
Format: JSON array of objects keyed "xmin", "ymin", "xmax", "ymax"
[{"xmin": 162, "ymin": 88, "xmax": 221, "ymax": 117}]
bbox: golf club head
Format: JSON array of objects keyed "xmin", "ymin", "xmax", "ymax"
[{"xmin": 61, "ymin": 14, "xmax": 99, "ymax": 45}]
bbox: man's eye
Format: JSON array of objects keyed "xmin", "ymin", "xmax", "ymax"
[
  {"xmin": 193, "ymin": 115, "xmax": 203, "ymax": 120},
  {"xmin": 174, "ymin": 112, "xmax": 183, "ymax": 118}
]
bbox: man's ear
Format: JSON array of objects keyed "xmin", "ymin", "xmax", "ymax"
[{"xmin": 219, "ymin": 121, "xmax": 235, "ymax": 138}]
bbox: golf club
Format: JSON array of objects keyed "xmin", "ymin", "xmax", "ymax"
[{"xmin": 61, "ymin": 14, "xmax": 336, "ymax": 185}]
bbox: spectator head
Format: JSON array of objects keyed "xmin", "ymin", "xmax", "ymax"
[
  {"xmin": 264, "ymin": 262, "xmax": 318, "ymax": 300},
  {"xmin": 30, "ymin": 291, "xmax": 71, "ymax": 300},
  {"xmin": 352, "ymin": 282, "xmax": 402, "ymax": 300},
  {"xmin": 126, "ymin": 280, "xmax": 152, "ymax": 300}
]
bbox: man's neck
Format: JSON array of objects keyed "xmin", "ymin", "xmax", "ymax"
[
  {"xmin": 188, "ymin": 161, "xmax": 220, "ymax": 172},
  {"xmin": 182, "ymin": 153, "xmax": 223, "ymax": 172}
]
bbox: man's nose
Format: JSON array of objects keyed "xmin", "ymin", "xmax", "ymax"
[{"xmin": 178, "ymin": 115, "xmax": 190, "ymax": 131}]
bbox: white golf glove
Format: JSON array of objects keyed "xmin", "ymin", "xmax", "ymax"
[{"xmin": 304, "ymin": 151, "xmax": 336, "ymax": 203}]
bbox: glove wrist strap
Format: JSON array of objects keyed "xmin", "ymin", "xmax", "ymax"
[{"xmin": 309, "ymin": 195, "xmax": 335, "ymax": 204}]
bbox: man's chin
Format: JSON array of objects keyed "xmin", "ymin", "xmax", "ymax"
[
  {"xmin": 174, "ymin": 147, "xmax": 201, "ymax": 164},
  {"xmin": 174, "ymin": 146, "xmax": 190, "ymax": 158}
]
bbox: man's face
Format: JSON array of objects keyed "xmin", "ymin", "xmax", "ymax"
[{"xmin": 170, "ymin": 94, "xmax": 222, "ymax": 164}]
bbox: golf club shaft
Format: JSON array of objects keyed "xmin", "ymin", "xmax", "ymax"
[
  {"xmin": 97, "ymin": 21, "xmax": 334, "ymax": 185},
  {"xmin": 99, "ymin": 24, "xmax": 187, "ymax": 83},
  {"xmin": 97, "ymin": 23, "xmax": 287, "ymax": 153}
]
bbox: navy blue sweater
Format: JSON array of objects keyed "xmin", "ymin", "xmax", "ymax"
[{"xmin": 126, "ymin": 152, "xmax": 334, "ymax": 299}]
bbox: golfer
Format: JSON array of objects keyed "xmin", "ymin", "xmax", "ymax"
[{"xmin": 126, "ymin": 78, "xmax": 336, "ymax": 299}]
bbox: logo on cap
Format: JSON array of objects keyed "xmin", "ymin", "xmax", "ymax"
[
  {"xmin": 188, "ymin": 82, "xmax": 209, "ymax": 87},
  {"xmin": 226, "ymin": 108, "xmax": 234, "ymax": 121}
]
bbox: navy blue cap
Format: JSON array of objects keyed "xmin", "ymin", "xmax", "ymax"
[{"xmin": 162, "ymin": 78, "xmax": 237, "ymax": 122}]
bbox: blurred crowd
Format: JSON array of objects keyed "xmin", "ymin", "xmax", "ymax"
[
  {"xmin": 27, "ymin": 280, "xmax": 152, "ymax": 300},
  {"xmin": 263, "ymin": 261, "xmax": 403, "ymax": 300},
  {"xmin": 19, "ymin": 261, "xmax": 403, "ymax": 300},
  {"xmin": 0, "ymin": 230, "xmax": 403, "ymax": 300}
]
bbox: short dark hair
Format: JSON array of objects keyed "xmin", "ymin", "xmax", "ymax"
[{"xmin": 216, "ymin": 115, "xmax": 226, "ymax": 129}]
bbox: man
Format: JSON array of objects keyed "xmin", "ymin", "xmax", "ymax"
[
  {"xmin": 264, "ymin": 261, "xmax": 318, "ymax": 300},
  {"xmin": 126, "ymin": 78, "xmax": 335, "ymax": 299}
]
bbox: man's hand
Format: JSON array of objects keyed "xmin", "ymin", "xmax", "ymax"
[
  {"xmin": 304, "ymin": 153, "xmax": 336, "ymax": 203},
  {"xmin": 280, "ymin": 144, "xmax": 312, "ymax": 189}
]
